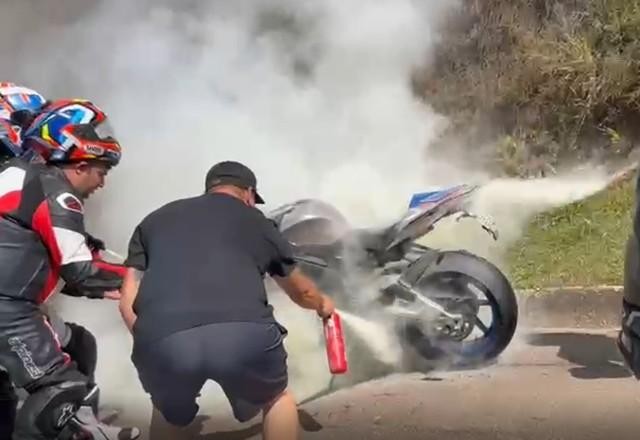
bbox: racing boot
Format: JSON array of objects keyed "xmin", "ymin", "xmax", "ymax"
[
  {"xmin": 81, "ymin": 383, "xmax": 117, "ymax": 422},
  {"xmin": 58, "ymin": 406, "xmax": 141, "ymax": 440},
  {"xmin": 82, "ymin": 383, "xmax": 101, "ymax": 417}
]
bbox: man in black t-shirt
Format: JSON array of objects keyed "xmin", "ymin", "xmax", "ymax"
[{"xmin": 119, "ymin": 160, "xmax": 335, "ymax": 440}]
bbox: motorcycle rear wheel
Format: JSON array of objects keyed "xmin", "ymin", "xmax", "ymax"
[{"xmin": 398, "ymin": 250, "xmax": 518, "ymax": 370}]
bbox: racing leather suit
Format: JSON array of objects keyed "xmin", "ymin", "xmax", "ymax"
[
  {"xmin": 619, "ymin": 170, "xmax": 640, "ymax": 379},
  {"xmin": 0, "ymin": 158, "xmax": 126, "ymax": 439}
]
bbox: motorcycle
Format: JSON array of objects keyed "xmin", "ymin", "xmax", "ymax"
[{"xmin": 268, "ymin": 184, "xmax": 518, "ymax": 369}]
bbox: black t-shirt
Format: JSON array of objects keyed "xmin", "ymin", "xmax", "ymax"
[{"xmin": 125, "ymin": 193, "xmax": 297, "ymax": 345}]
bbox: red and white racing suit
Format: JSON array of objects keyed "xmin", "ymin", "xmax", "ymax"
[{"xmin": 0, "ymin": 157, "xmax": 124, "ymax": 439}]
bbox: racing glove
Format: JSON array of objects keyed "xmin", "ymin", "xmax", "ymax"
[{"xmin": 61, "ymin": 234, "xmax": 127, "ymax": 299}]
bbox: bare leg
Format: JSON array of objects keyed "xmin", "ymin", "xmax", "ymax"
[
  {"xmin": 262, "ymin": 390, "xmax": 299, "ymax": 440},
  {"xmin": 149, "ymin": 406, "xmax": 192, "ymax": 440}
]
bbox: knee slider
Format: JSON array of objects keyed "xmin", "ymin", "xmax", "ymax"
[
  {"xmin": 618, "ymin": 300, "xmax": 640, "ymax": 379},
  {"xmin": 64, "ymin": 323, "xmax": 98, "ymax": 380},
  {"xmin": 14, "ymin": 379, "xmax": 88, "ymax": 439}
]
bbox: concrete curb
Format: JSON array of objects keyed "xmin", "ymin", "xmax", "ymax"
[{"xmin": 516, "ymin": 285, "xmax": 623, "ymax": 329}]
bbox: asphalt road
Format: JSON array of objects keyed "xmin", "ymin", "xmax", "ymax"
[{"xmin": 123, "ymin": 327, "xmax": 640, "ymax": 440}]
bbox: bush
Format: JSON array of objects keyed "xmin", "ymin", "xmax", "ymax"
[{"xmin": 419, "ymin": 0, "xmax": 640, "ymax": 176}]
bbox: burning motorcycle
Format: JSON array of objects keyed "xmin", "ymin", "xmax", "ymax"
[{"xmin": 268, "ymin": 184, "xmax": 518, "ymax": 368}]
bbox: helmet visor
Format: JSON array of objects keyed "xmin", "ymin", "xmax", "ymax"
[{"xmin": 94, "ymin": 119, "xmax": 116, "ymax": 140}]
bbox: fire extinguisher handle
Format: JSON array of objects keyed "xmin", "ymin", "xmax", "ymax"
[{"xmin": 317, "ymin": 293, "xmax": 336, "ymax": 320}]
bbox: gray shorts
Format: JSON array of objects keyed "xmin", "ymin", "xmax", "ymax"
[{"xmin": 131, "ymin": 321, "xmax": 288, "ymax": 426}]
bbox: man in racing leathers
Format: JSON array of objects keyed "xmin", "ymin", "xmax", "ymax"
[
  {"xmin": 619, "ymin": 170, "xmax": 640, "ymax": 379},
  {"xmin": 1, "ymin": 92, "xmax": 124, "ymax": 428},
  {"xmin": 0, "ymin": 82, "xmax": 47, "ymax": 162},
  {"xmin": 0, "ymin": 82, "xmax": 47, "ymax": 123},
  {"xmin": 0, "ymin": 102, "xmax": 140, "ymax": 439}
]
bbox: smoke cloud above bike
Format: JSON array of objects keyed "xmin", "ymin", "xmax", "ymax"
[{"xmin": 0, "ymin": 0, "xmax": 616, "ymax": 429}]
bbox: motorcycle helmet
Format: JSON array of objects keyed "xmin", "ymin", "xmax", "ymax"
[
  {"xmin": 22, "ymin": 99, "xmax": 121, "ymax": 167},
  {"xmin": 0, "ymin": 82, "xmax": 47, "ymax": 126}
]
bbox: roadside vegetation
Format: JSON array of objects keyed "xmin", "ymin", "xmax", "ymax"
[
  {"xmin": 418, "ymin": 0, "xmax": 640, "ymax": 287},
  {"xmin": 418, "ymin": 0, "xmax": 640, "ymax": 177}
]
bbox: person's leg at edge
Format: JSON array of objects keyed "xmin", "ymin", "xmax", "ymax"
[
  {"xmin": 262, "ymin": 389, "xmax": 299, "ymax": 440},
  {"xmin": 0, "ymin": 370, "xmax": 17, "ymax": 439},
  {"xmin": 1, "ymin": 306, "xmax": 140, "ymax": 440}
]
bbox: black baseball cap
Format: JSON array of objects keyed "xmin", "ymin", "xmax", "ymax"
[{"xmin": 204, "ymin": 160, "xmax": 265, "ymax": 204}]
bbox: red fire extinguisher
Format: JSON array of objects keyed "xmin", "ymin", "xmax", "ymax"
[{"xmin": 323, "ymin": 312, "xmax": 348, "ymax": 374}]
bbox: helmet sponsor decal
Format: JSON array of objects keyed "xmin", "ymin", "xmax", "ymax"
[{"xmin": 85, "ymin": 144, "xmax": 105, "ymax": 156}]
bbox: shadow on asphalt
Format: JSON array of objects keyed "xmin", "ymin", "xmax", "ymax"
[
  {"xmin": 527, "ymin": 332, "xmax": 632, "ymax": 379},
  {"xmin": 194, "ymin": 410, "xmax": 323, "ymax": 440}
]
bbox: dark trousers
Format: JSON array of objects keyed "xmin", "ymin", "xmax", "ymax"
[
  {"xmin": 0, "ymin": 304, "xmax": 70, "ymax": 389},
  {"xmin": 132, "ymin": 321, "xmax": 289, "ymax": 426},
  {"xmin": 0, "ymin": 301, "xmax": 90, "ymax": 439}
]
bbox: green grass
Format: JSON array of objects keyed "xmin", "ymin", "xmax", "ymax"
[{"xmin": 507, "ymin": 176, "xmax": 635, "ymax": 288}]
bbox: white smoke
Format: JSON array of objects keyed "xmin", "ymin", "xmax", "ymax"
[
  {"xmin": 419, "ymin": 167, "xmax": 612, "ymax": 269},
  {"xmin": 0, "ymin": 0, "xmax": 468, "ymax": 430},
  {"xmin": 84, "ymin": 0, "xmax": 470, "ymax": 239},
  {"xmin": 1, "ymin": 0, "xmax": 621, "ymax": 435},
  {"xmin": 3, "ymin": 0, "xmax": 471, "ymax": 235}
]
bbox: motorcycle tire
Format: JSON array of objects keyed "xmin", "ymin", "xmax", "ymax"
[{"xmin": 398, "ymin": 249, "xmax": 518, "ymax": 370}]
